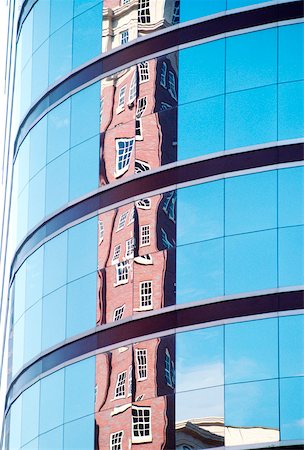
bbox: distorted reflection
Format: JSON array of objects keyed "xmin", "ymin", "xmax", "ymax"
[
  {"xmin": 100, "ymin": 52, "xmax": 178, "ymax": 184},
  {"xmin": 95, "ymin": 335, "xmax": 175, "ymax": 449},
  {"xmin": 102, "ymin": 0, "xmax": 179, "ymax": 52}
]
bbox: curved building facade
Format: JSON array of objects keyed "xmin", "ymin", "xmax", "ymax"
[{"xmin": 1, "ymin": 1, "xmax": 303, "ymax": 449}]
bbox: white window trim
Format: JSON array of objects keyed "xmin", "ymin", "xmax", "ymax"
[
  {"xmin": 140, "ymin": 224, "xmax": 150, "ymax": 246},
  {"xmin": 112, "ymin": 244, "xmax": 121, "ymax": 264},
  {"xmin": 113, "ymin": 304, "xmax": 125, "ymax": 321},
  {"xmin": 138, "ymin": 280, "xmax": 153, "ymax": 311},
  {"xmin": 114, "ymin": 261, "xmax": 129, "ymax": 287},
  {"xmin": 132, "ymin": 406, "xmax": 152, "ymax": 443},
  {"xmin": 110, "ymin": 430, "xmax": 124, "ymax": 450},
  {"xmin": 125, "ymin": 238, "xmax": 134, "ymax": 259},
  {"xmin": 98, "ymin": 220, "xmax": 104, "ymax": 244},
  {"xmin": 138, "ymin": 0, "xmax": 151, "ymax": 24},
  {"xmin": 115, "ymin": 138, "xmax": 134, "ymax": 178},
  {"xmin": 128, "ymin": 364, "xmax": 132, "ymax": 397},
  {"xmin": 128, "ymin": 207, "xmax": 135, "ymax": 224},
  {"xmin": 117, "ymin": 211, "xmax": 129, "ymax": 231},
  {"xmin": 128, "ymin": 71, "xmax": 137, "ymax": 104},
  {"xmin": 135, "ymin": 348, "xmax": 148, "ymax": 381},
  {"xmin": 116, "ymin": 85, "xmax": 126, "ymax": 114},
  {"xmin": 138, "ymin": 61, "xmax": 150, "ymax": 84},
  {"xmin": 136, "ymin": 198, "xmax": 151, "ymax": 210},
  {"xmin": 114, "ymin": 371, "xmax": 127, "ymax": 399},
  {"xmin": 135, "ymin": 117, "xmax": 143, "ymax": 141},
  {"xmin": 120, "ymin": 29, "xmax": 129, "ymax": 45}
]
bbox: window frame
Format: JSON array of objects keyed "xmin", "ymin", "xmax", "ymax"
[
  {"xmin": 140, "ymin": 224, "xmax": 150, "ymax": 246},
  {"xmin": 136, "ymin": 348, "xmax": 148, "ymax": 380},
  {"xmin": 113, "ymin": 304, "xmax": 125, "ymax": 321},
  {"xmin": 138, "ymin": 62, "xmax": 150, "ymax": 83},
  {"xmin": 110, "ymin": 431, "xmax": 124, "ymax": 450},
  {"xmin": 132, "ymin": 406, "xmax": 152, "ymax": 443},
  {"xmin": 117, "ymin": 85, "xmax": 126, "ymax": 113},
  {"xmin": 120, "ymin": 29, "xmax": 129, "ymax": 45},
  {"xmin": 114, "ymin": 371, "xmax": 127, "ymax": 399},
  {"xmin": 115, "ymin": 138, "xmax": 135, "ymax": 178},
  {"xmin": 139, "ymin": 280, "xmax": 153, "ymax": 310}
]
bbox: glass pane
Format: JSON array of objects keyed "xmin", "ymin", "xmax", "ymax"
[
  {"xmin": 48, "ymin": 21, "xmax": 73, "ymax": 85},
  {"xmin": 28, "ymin": 168, "xmax": 46, "ymax": 230},
  {"xmin": 278, "ymin": 226, "xmax": 304, "ymax": 287},
  {"xmin": 279, "ymin": 23, "xmax": 304, "ymax": 83},
  {"xmin": 17, "ymin": 185, "xmax": 29, "ymax": 244},
  {"xmin": 43, "ymin": 231, "xmax": 68, "ymax": 295},
  {"xmin": 20, "ymin": 61, "xmax": 32, "ymax": 117},
  {"xmin": 225, "ymin": 380, "xmax": 279, "ymax": 446},
  {"xmin": 74, "ymin": 0, "xmax": 100, "ymax": 15},
  {"xmin": 9, "ymin": 395, "xmax": 22, "ymax": 450},
  {"xmin": 22, "ymin": 437, "xmax": 38, "ymax": 450},
  {"xmin": 13, "ymin": 263, "xmax": 26, "ymax": 324},
  {"xmin": 176, "ymin": 239, "xmax": 224, "ymax": 303},
  {"xmin": 26, "ymin": 245, "xmax": 44, "ymax": 309},
  {"xmin": 24, "ymin": 301, "xmax": 42, "ymax": 362},
  {"xmin": 280, "ymin": 377, "xmax": 304, "ymax": 440},
  {"xmin": 20, "ymin": 10, "xmax": 33, "ymax": 69},
  {"xmin": 64, "ymin": 357, "xmax": 95, "ymax": 422},
  {"xmin": 226, "ymin": 85, "xmax": 277, "ymax": 150},
  {"xmin": 21, "ymin": 382, "xmax": 40, "ymax": 446},
  {"xmin": 39, "ymin": 426, "xmax": 63, "ymax": 450},
  {"xmin": 12, "ymin": 316, "xmax": 24, "ymax": 375},
  {"xmin": 72, "ymin": 3, "xmax": 102, "ymax": 68},
  {"xmin": 29, "ymin": 116, "xmax": 47, "ymax": 178},
  {"xmin": 66, "ymin": 272, "xmax": 96, "ymax": 338},
  {"xmin": 32, "ymin": 0, "xmax": 50, "ymax": 52},
  {"xmin": 63, "ymin": 415, "xmax": 95, "ymax": 450},
  {"xmin": 279, "ymin": 315, "xmax": 304, "ymax": 378},
  {"xmin": 225, "ymin": 171, "xmax": 277, "ymax": 235},
  {"xmin": 45, "ymin": 151, "xmax": 69, "ymax": 215},
  {"xmin": 179, "ymin": 39, "xmax": 225, "ymax": 104},
  {"xmin": 225, "ymin": 230, "xmax": 277, "ymax": 295},
  {"xmin": 180, "ymin": 0, "xmax": 226, "ymax": 22},
  {"xmin": 47, "ymin": 98, "xmax": 71, "ymax": 162},
  {"xmin": 178, "ymin": 95, "xmax": 225, "ymax": 159},
  {"xmin": 176, "ymin": 326, "xmax": 224, "ymax": 392},
  {"xmin": 69, "ymin": 135, "xmax": 99, "ymax": 201},
  {"xmin": 278, "ymin": 166, "xmax": 304, "ymax": 227},
  {"xmin": 71, "ymin": 82, "xmax": 100, "ymax": 147},
  {"xmin": 278, "ymin": 81, "xmax": 304, "ymax": 140},
  {"xmin": 225, "ymin": 318, "xmax": 278, "ymax": 384},
  {"xmin": 226, "ymin": 28, "xmax": 277, "ymax": 92},
  {"xmin": 227, "ymin": 0, "xmax": 267, "ymax": 7},
  {"xmin": 17, "ymin": 135, "xmax": 30, "ymax": 195},
  {"xmin": 177, "ymin": 180, "xmax": 224, "ymax": 246},
  {"xmin": 67, "ymin": 218, "xmax": 97, "ymax": 282},
  {"xmin": 50, "ymin": 0, "xmax": 73, "ymax": 33},
  {"xmin": 31, "ymin": 40, "xmax": 49, "ymax": 102},
  {"xmin": 39, "ymin": 369, "xmax": 64, "ymax": 434},
  {"xmin": 41, "ymin": 286, "xmax": 66, "ymax": 350}
]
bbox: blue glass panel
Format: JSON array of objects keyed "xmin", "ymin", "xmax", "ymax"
[
  {"xmin": 176, "ymin": 239, "xmax": 224, "ymax": 303},
  {"xmin": 225, "ymin": 170, "xmax": 277, "ymax": 235},
  {"xmin": 74, "ymin": 0, "xmax": 100, "ymax": 15},
  {"xmin": 278, "ymin": 166, "xmax": 304, "ymax": 227},
  {"xmin": 28, "ymin": 168, "xmax": 46, "ymax": 230},
  {"xmin": 21, "ymin": 382, "xmax": 40, "ymax": 446},
  {"xmin": 72, "ymin": 3, "xmax": 102, "ymax": 68},
  {"xmin": 47, "ymin": 99, "xmax": 71, "ymax": 162},
  {"xmin": 180, "ymin": 0, "xmax": 226, "ymax": 22},
  {"xmin": 22, "ymin": 437, "xmax": 38, "ymax": 450},
  {"xmin": 32, "ymin": 0, "xmax": 50, "ymax": 52},
  {"xmin": 179, "ymin": 39, "xmax": 225, "ymax": 104},
  {"xmin": 279, "ymin": 315, "xmax": 304, "ymax": 378},
  {"xmin": 69, "ymin": 135, "xmax": 99, "ymax": 201},
  {"xmin": 39, "ymin": 369, "xmax": 64, "ymax": 434},
  {"xmin": 43, "ymin": 231, "xmax": 68, "ymax": 295},
  {"xmin": 20, "ymin": 10, "xmax": 33, "ymax": 69},
  {"xmin": 26, "ymin": 246, "xmax": 44, "ymax": 309},
  {"xmin": 17, "ymin": 135, "xmax": 30, "ymax": 194},
  {"xmin": 31, "ymin": 41, "xmax": 49, "ymax": 102},
  {"xmin": 71, "ymin": 82, "xmax": 100, "ymax": 147},
  {"xmin": 176, "ymin": 387, "xmax": 224, "ymax": 423},
  {"xmin": 63, "ymin": 415, "xmax": 95, "ymax": 450},
  {"xmin": 45, "ymin": 152, "xmax": 69, "ymax": 215},
  {"xmin": 225, "ymin": 318, "xmax": 278, "ymax": 384},
  {"xmin": 278, "ymin": 226, "xmax": 304, "ymax": 287},
  {"xmin": 17, "ymin": 185, "xmax": 29, "ymax": 244},
  {"xmin": 14, "ymin": 264, "xmax": 26, "ymax": 324},
  {"xmin": 176, "ymin": 326, "xmax": 224, "ymax": 392},
  {"xmin": 48, "ymin": 21, "xmax": 72, "ymax": 85},
  {"xmin": 39, "ymin": 426, "xmax": 63, "ymax": 450},
  {"xmin": 225, "ymin": 380, "xmax": 279, "ymax": 430},
  {"xmin": 280, "ymin": 377, "xmax": 304, "ymax": 440},
  {"xmin": 41, "ymin": 286, "xmax": 66, "ymax": 350},
  {"xmin": 225, "ymin": 230, "xmax": 277, "ymax": 295},
  {"xmin": 67, "ymin": 218, "xmax": 97, "ymax": 282},
  {"xmin": 12, "ymin": 317, "xmax": 24, "ymax": 375},
  {"xmin": 50, "ymin": 0, "xmax": 73, "ymax": 33},
  {"xmin": 66, "ymin": 272, "xmax": 96, "ymax": 338},
  {"xmin": 177, "ymin": 180, "xmax": 224, "ymax": 246},
  {"xmin": 64, "ymin": 358, "xmax": 95, "ymax": 422},
  {"xmin": 226, "ymin": 28, "xmax": 277, "ymax": 92},
  {"xmin": 178, "ymin": 95, "xmax": 225, "ymax": 159},
  {"xmin": 20, "ymin": 61, "xmax": 32, "ymax": 117},
  {"xmin": 9, "ymin": 395, "xmax": 22, "ymax": 450},
  {"xmin": 29, "ymin": 116, "xmax": 47, "ymax": 178},
  {"xmin": 278, "ymin": 81, "xmax": 304, "ymax": 140},
  {"xmin": 226, "ymin": 85, "xmax": 277, "ymax": 149},
  {"xmin": 227, "ymin": 0, "xmax": 267, "ymax": 8},
  {"xmin": 279, "ymin": 23, "xmax": 304, "ymax": 83},
  {"xmin": 24, "ymin": 301, "xmax": 42, "ymax": 362}
]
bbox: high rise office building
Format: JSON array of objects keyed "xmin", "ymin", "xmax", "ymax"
[{"xmin": 0, "ymin": 0, "xmax": 303, "ymax": 449}]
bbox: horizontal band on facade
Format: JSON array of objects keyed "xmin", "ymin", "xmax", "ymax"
[
  {"xmin": 5, "ymin": 288, "xmax": 303, "ymax": 415},
  {"xmin": 10, "ymin": 141, "xmax": 304, "ymax": 284},
  {"xmin": 14, "ymin": 1, "xmax": 304, "ymax": 158}
]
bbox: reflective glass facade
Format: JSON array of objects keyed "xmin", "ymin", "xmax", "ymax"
[{"xmin": 2, "ymin": 1, "xmax": 304, "ymax": 450}]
